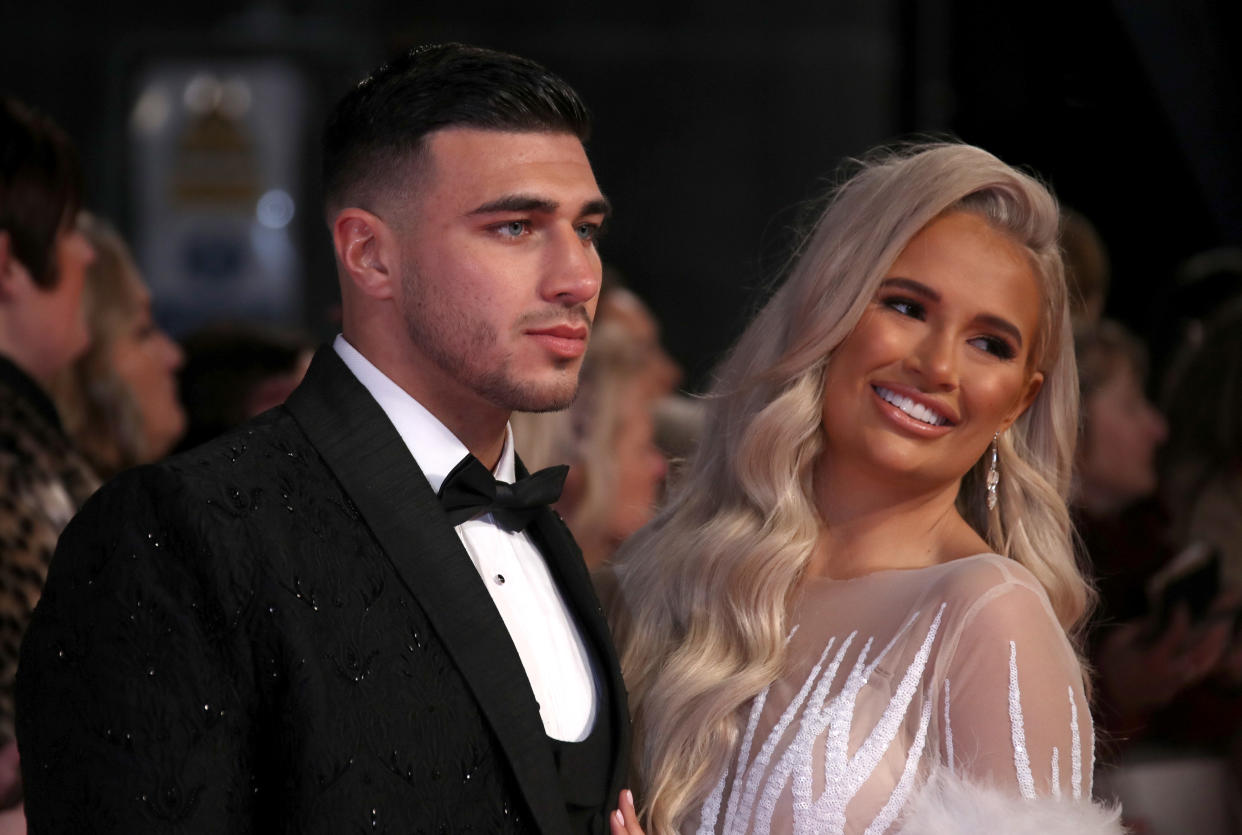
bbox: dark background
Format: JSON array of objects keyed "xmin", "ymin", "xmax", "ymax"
[{"xmin": 4, "ymin": 0, "xmax": 1239, "ymax": 391}]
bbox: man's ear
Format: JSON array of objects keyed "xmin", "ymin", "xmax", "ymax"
[
  {"xmin": 332, "ymin": 208, "xmax": 398, "ymax": 300},
  {"xmin": 1000, "ymin": 370, "xmax": 1044, "ymax": 432}
]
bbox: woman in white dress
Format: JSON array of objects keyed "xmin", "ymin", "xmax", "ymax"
[{"xmin": 605, "ymin": 144, "xmax": 1124, "ymax": 835}]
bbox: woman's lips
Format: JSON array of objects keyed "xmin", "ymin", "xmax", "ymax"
[{"xmin": 871, "ymin": 383, "xmax": 957, "ymax": 436}]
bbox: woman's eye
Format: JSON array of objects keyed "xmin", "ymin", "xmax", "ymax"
[
  {"xmin": 882, "ymin": 296, "xmax": 924, "ymax": 319},
  {"xmin": 968, "ymin": 335, "xmax": 1017, "ymax": 360}
]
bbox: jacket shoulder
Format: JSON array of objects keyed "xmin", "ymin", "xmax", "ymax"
[
  {"xmin": 163, "ymin": 406, "xmax": 315, "ymax": 480},
  {"xmin": 55, "ymin": 406, "xmax": 341, "ymax": 585}
]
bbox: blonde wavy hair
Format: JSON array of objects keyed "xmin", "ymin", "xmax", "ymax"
[{"xmin": 609, "ymin": 142, "xmax": 1086, "ymax": 834}]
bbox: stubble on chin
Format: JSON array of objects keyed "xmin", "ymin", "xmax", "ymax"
[
  {"xmin": 498, "ymin": 370, "xmax": 581, "ymax": 413},
  {"xmin": 404, "ymin": 304, "xmax": 584, "ymax": 414},
  {"xmin": 451, "ymin": 349, "xmax": 582, "ymax": 414}
]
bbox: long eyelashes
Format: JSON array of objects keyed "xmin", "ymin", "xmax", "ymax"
[
  {"xmin": 881, "ymin": 295, "xmax": 925, "ymax": 319},
  {"xmin": 969, "ymin": 335, "xmax": 1017, "ymax": 360},
  {"xmin": 879, "ymin": 295, "xmax": 1018, "ymax": 360}
]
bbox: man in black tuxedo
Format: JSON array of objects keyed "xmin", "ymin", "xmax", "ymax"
[{"xmin": 17, "ymin": 44, "xmax": 632, "ymax": 834}]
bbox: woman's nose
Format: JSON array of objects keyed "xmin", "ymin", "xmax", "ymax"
[{"xmin": 905, "ymin": 331, "xmax": 958, "ymax": 391}]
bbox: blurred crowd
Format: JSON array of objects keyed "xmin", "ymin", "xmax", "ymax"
[
  {"xmin": 0, "ymin": 95, "xmax": 316, "ymax": 829},
  {"xmin": 1064, "ymin": 209, "xmax": 1242, "ymax": 832},
  {"xmin": 3, "ymin": 88, "xmax": 1242, "ymax": 833}
]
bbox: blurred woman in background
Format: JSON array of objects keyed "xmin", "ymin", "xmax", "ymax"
[
  {"xmin": 513, "ymin": 316, "xmax": 668, "ymax": 569},
  {"xmin": 1073, "ymin": 321, "xmax": 1233, "ymax": 754},
  {"xmin": 52, "ymin": 215, "xmax": 185, "ymax": 479},
  {"xmin": 1163, "ymin": 300, "xmax": 1242, "ymax": 590}
]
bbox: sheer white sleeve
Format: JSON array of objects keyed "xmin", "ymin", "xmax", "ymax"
[{"xmin": 938, "ymin": 580, "xmax": 1092, "ymax": 800}]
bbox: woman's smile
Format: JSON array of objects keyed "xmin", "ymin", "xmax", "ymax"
[{"xmin": 872, "ymin": 384, "xmax": 956, "ymax": 428}]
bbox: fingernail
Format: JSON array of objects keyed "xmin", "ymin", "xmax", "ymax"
[
  {"xmin": 625, "ymin": 789, "xmax": 634, "ymax": 806},
  {"xmin": 614, "ymin": 809, "xmax": 625, "ymax": 826}
]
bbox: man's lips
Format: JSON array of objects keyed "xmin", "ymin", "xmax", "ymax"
[
  {"xmin": 526, "ymin": 324, "xmax": 589, "ymax": 358},
  {"xmin": 526, "ymin": 324, "xmax": 588, "ymax": 340}
]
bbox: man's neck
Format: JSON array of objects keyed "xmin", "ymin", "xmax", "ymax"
[
  {"xmin": 423, "ymin": 395, "xmax": 508, "ymax": 470},
  {"xmin": 340, "ymin": 332, "xmax": 509, "ymax": 469}
]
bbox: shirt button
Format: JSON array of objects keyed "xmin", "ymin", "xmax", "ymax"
[{"xmin": 494, "ymin": 574, "xmax": 506, "ymax": 585}]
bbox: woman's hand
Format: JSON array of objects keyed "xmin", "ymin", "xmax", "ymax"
[{"xmin": 610, "ymin": 789, "xmax": 645, "ymax": 835}]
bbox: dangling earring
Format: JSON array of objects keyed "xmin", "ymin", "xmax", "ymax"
[{"xmin": 986, "ymin": 433, "xmax": 1000, "ymax": 510}]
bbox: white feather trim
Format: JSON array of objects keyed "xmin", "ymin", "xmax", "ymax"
[{"xmin": 892, "ymin": 770, "xmax": 1126, "ymax": 835}]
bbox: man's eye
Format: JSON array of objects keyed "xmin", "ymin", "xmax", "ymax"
[
  {"xmin": 497, "ymin": 220, "xmax": 529, "ymax": 237},
  {"xmin": 881, "ymin": 296, "xmax": 923, "ymax": 319},
  {"xmin": 576, "ymin": 222, "xmax": 602, "ymax": 243}
]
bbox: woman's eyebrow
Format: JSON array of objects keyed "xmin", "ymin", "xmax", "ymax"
[{"xmin": 880, "ymin": 277, "xmax": 939, "ymax": 300}]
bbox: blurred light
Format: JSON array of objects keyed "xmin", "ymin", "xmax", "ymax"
[
  {"xmin": 130, "ymin": 85, "xmax": 171, "ymax": 135},
  {"xmin": 184, "ymin": 74, "xmax": 221, "ymax": 114},
  {"xmin": 220, "ymin": 78, "xmax": 252, "ymax": 118},
  {"xmin": 256, "ymin": 189, "xmax": 295, "ymax": 229}
]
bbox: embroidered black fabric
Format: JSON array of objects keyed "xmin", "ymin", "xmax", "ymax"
[{"xmin": 16, "ymin": 409, "xmax": 538, "ymax": 833}]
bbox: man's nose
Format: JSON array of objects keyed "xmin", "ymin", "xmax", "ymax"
[{"xmin": 540, "ymin": 224, "xmax": 600, "ymax": 306}]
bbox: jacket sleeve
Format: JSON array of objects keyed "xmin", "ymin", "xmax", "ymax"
[{"xmin": 16, "ymin": 466, "xmax": 258, "ymax": 833}]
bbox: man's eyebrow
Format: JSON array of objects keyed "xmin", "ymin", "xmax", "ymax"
[
  {"xmin": 880, "ymin": 277, "xmax": 1024, "ymax": 347},
  {"xmin": 468, "ymin": 195, "xmax": 557, "ymax": 215},
  {"xmin": 581, "ymin": 197, "xmax": 612, "ymax": 219},
  {"xmin": 467, "ymin": 194, "xmax": 612, "ymax": 219}
]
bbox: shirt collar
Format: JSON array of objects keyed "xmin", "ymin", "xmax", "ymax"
[{"xmin": 332, "ymin": 334, "xmax": 515, "ymax": 493}]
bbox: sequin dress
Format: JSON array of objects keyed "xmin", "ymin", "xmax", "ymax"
[{"xmin": 688, "ymin": 554, "xmax": 1121, "ymax": 834}]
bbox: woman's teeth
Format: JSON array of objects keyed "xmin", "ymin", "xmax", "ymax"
[{"xmin": 874, "ymin": 386, "xmax": 950, "ymax": 426}]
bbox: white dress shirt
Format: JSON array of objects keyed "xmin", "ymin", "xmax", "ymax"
[{"xmin": 333, "ymin": 335, "xmax": 598, "ymax": 741}]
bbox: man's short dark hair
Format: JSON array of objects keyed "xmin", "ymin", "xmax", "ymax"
[
  {"xmin": 322, "ymin": 43, "xmax": 592, "ymax": 213},
  {"xmin": 0, "ymin": 95, "xmax": 83, "ymax": 289}
]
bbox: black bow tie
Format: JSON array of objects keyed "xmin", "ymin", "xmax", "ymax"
[{"xmin": 437, "ymin": 454, "xmax": 568, "ymax": 532}]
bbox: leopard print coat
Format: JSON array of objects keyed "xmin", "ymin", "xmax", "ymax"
[{"xmin": 0, "ymin": 356, "xmax": 97, "ymax": 743}]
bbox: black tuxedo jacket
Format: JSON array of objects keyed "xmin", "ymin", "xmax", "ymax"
[{"xmin": 16, "ymin": 347, "xmax": 630, "ymax": 834}]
